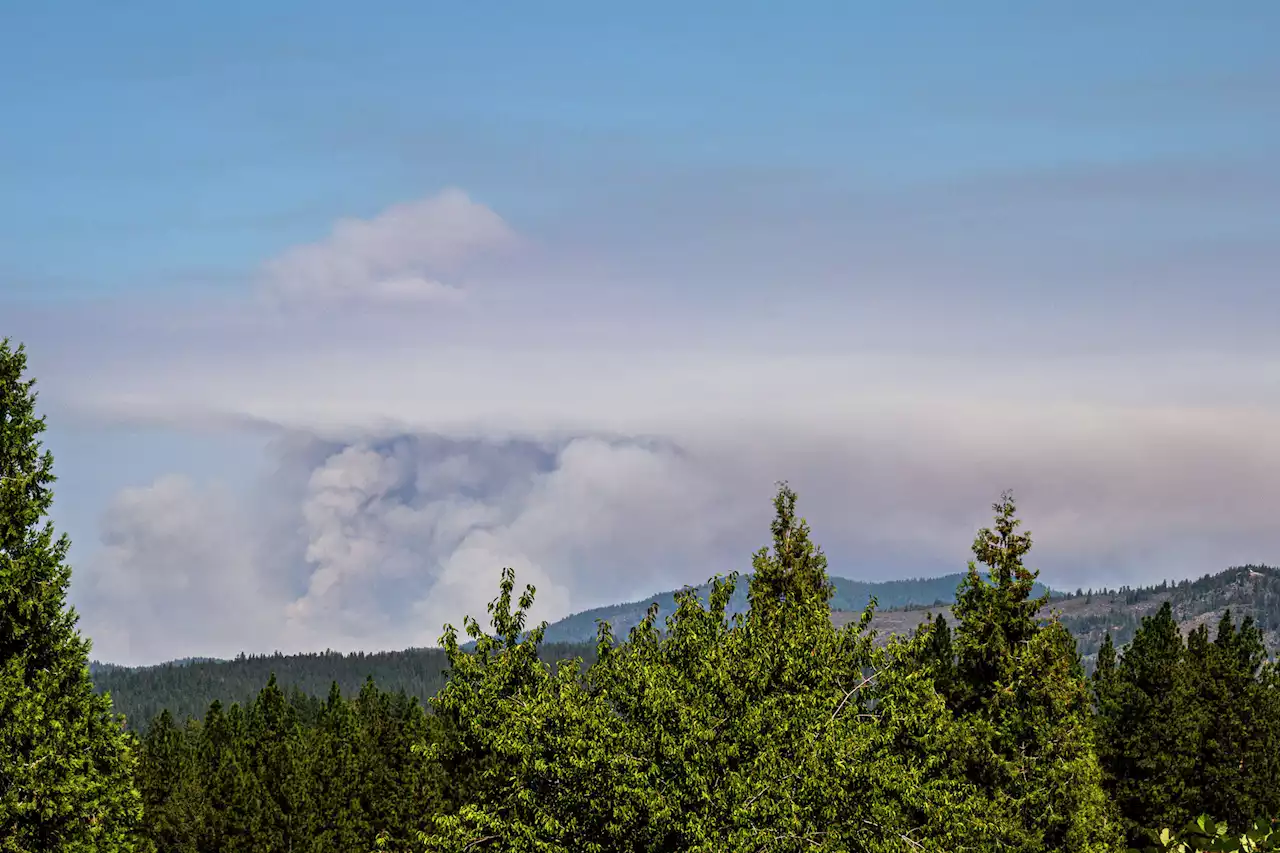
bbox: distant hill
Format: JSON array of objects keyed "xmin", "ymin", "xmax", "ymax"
[
  {"xmin": 540, "ymin": 572, "xmax": 1051, "ymax": 644},
  {"xmin": 90, "ymin": 642, "xmax": 595, "ymax": 728},
  {"xmin": 90, "ymin": 565, "xmax": 1280, "ymax": 728},
  {"xmin": 849, "ymin": 564, "xmax": 1280, "ymax": 666}
]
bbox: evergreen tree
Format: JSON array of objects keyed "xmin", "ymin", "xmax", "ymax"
[
  {"xmin": 0, "ymin": 338, "xmax": 142, "ymax": 852},
  {"xmin": 309, "ymin": 682, "xmax": 367, "ymax": 852},
  {"xmin": 919, "ymin": 612, "xmax": 955, "ymax": 701},
  {"xmin": 1093, "ymin": 632, "xmax": 1117, "ymax": 705},
  {"xmin": 947, "ymin": 491, "xmax": 1121, "ymax": 852},
  {"xmin": 196, "ymin": 701, "xmax": 258, "ymax": 853},
  {"xmin": 248, "ymin": 674, "xmax": 311, "ymax": 853},
  {"xmin": 1185, "ymin": 612, "xmax": 1280, "ymax": 831},
  {"xmin": 746, "ymin": 482, "xmax": 833, "ymax": 617},
  {"xmin": 1093, "ymin": 603, "xmax": 1198, "ymax": 846},
  {"xmin": 136, "ymin": 710, "xmax": 201, "ymax": 853},
  {"xmin": 354, "ymin": 678, "xmax": 440, "ymax": 850}
]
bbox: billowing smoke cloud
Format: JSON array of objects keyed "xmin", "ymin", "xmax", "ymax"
[
  {"xmin": 260, "ymin": 188, "xmax": 518, "ymax": 307},
  {"xmin": 75, "ymin": 399, "xmax": 1280, "ymax": 666},
  {"xmin": 77, "ymin": 431, "xmax": 755, "ymax": 664},
  {"xmin": 78, "ymin": 475, "xmax": 279, "ymax": 665},
  {"xmin": 29, "ymin": 171, "xmax": 1280, "ymax": 666}
]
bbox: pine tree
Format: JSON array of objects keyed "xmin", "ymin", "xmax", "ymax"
[
  {"xmin": 196, "ymin": 701, "xmax": 258, "ymax": 853},
  {"xmin": 746, "ymin": 482, "xmax": 833, "ymax": 618},
  {"xmin": 951, "ymin": 492, "xmax": 1044, "ymax": 712},
  {"xmin": 919, "ymin": 612, "xmax": 955, "ymax": 701},
  {"xmin": 1093, "ymin": 632, "xmax": 1117, "ymax": 702},
  {"xmin": 0, "ymin": 338, "xmax": 143, "ymax": 852}
]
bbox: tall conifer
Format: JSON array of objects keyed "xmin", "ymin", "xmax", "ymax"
[
  {"xmin": 1093, "ymin": 602, "xmax": 1197, "ymax": 846},
  {"xmin": 947, "ymin": 491, "xmax": 1120, "ymax": 852},
  {"xmin": 0, "ymin": 339, "xmax": 142, "ymax": 851}
]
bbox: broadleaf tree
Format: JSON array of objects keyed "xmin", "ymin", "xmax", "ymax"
[{"xmin": 421, "ymin": 483, "xmax": 1023, "ymax": 852}]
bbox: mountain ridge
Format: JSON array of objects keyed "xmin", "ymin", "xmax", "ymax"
[{"xmin": 89, "ymin": 565, "xmax": 1280, "ymax": 727}]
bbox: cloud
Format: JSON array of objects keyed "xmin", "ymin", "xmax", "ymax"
[
  {"xmin": 76, "ymin": 433, "xmax": 746, "ymax": 665},
  {"xmin": 259, "ymin": 188, "xmax": 518, "ymax": 307},
  {"xmin": 74, "ymin": 397, "xmax": 1280, "ymax": 667},
  {"xmin": 22, "ymin": 172, "xmax": 1279, "ymax": 665},
  {"xmin": 76, "ymin": 475, "xmax": 278, "ymax": 665}
]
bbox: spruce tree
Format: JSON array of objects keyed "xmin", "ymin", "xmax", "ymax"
[{"xmin": 0, "ymin": 338, "xmax": 142, "ymax": 852}]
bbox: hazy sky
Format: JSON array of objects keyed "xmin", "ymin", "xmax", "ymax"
[{"xmin": 3, "ymin": 3, "xmax": 1279, "ymax": 665}]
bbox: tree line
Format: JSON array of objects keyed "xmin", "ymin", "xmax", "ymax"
[
  {"xmin": 89, "ymin": 643, "xmax": 600, "ymax": 727},
  {"xmin": 4, "ymin": 336, "xmax": 1280, "ymax": 852}
]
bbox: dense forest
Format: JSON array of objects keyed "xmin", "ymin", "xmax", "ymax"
[
  {"xmin": 5, "ymin": 335, "xmax": 1280, "ymax": 853},
  {"xmin": 89, "ymin": 643, "xmax": 600, "ymax": 728}
]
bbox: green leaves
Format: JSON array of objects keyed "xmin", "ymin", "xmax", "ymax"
[
  {"xmin": 1131, "ymin": 815, "xmax": 1280, "ymax": 853},
  {"xmin": 941, "ymin": 490, "xmax": 1123, "ymax": 852},
  {"xmin": 419, "ymin": 485, "xmax": 1073, "ymax": 852}
]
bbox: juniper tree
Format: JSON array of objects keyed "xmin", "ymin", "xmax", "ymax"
[{"xmin": 0, "ymin": 338, "xmax": 142, "ymax": 852}]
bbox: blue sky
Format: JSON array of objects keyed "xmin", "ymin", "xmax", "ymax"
[{"xmin": 2, "ymin": 3, "xmax": 1279, "ymax": 664}]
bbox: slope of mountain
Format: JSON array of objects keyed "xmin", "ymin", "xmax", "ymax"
[
  {"xmin": 540, "ymin": 572, "xmax": 1051, "ymax": 644},
  {"xmin": 847, "ymin": 564, "xmax": 1280, "ymax": 664},
  {"xmin": 89, "ymin": 642, "xmax": 596, "ymax": 728},
  {"xmin": 90, "ymin": 565, "xmax": 1280, "ymax": 727}
]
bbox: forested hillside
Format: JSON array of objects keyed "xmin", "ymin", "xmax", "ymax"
[
  {"xmin": 91, "ymin": 564, "xmax": 1279, "ymax": 726},
  {"xmin": 846, "ymin": 564, "xmax": 1280, "ymax": 664},
  {"xmin": 539, "ymin": 571, "xmax": 1052, "ymax": 643},
  {"xmin": 91, "ymin": 643, "xmax": 599, "ymax": 727}
]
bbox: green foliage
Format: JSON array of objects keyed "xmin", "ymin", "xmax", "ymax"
[
  {"xmin": 942, "ymin": 490, "xmax": 1122, "ymax": 852},
  {"xmin": 89, "ymin": 643, "xmax": 598, "ymax": 726},
  {"xmin": 130, "ymin": 675, "xmax": 445, "ymax": 853},
  {"xmin": 1093, "ymin": 603, "xmax": 1280, "ymax": 846},
  {"xmin": 12, "ymin": 334, "xmax": 1277, "ymax": 850},
  {"xmin": 1131, "ymin": 815, "xmax": 1280, "ymax": 853},
  {"xmin": 0, "ymin": 338, "xmax": 142, "ymax": 852},
  {"xmin": 418, "ymin": 484, "xmax": 1107, "ymax": 852},
  {"xmin": 1094, "ymin": 603, "xmax": 1201, "ymax": 846},
  {"xmin": 1186, "ymin": 613, "xmax": 1278, "ymax": 829}
]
